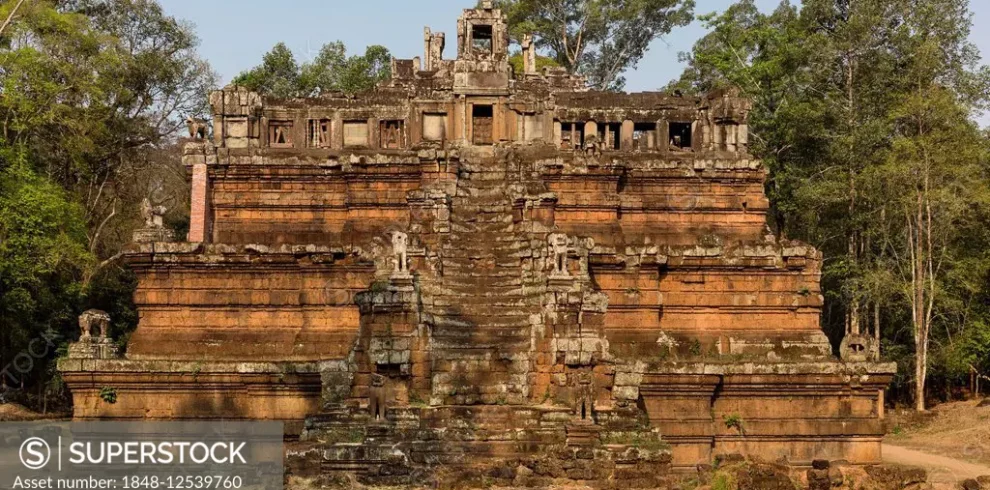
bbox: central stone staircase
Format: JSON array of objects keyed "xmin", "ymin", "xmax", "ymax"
[
  {"xmin": 424, "ymin": 146, "xmax": 548, "ymax": 405},
  {"xmin": 295, "ymin": 147, "xmax": 673, "ymax": 487}
]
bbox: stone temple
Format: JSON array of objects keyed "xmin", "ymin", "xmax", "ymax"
[{"xmin": 60, "ymin": 3, "xmax": 895, "ymax": 486}]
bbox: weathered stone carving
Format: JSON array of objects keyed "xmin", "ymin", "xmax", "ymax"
[
  {"xmin": 521, "ymin": 33, "xmax": 536, "ymax": 75},
  {"xmin": 132, "ymin": 198, "xmax": 174, "ymax": 243},
  {"xmin": 69, "ymin": 310, "xmax": 120, "ymax": 359},
  {"xmin": 549, "ymin": 233, "xmax": 570, "ymax": 277},
  {"xmin": 79, "ymin": 309, "xmax": 110, "ymax": 340},
  {"xmin": 840, "ymin": 333, "xmax": 879, "ymax": 362},
  {"xmin": 185, "ymin": 116, "xmax": 208, "ymax": 139},
  {"xmin": 391, "ymin": 231, "xmax": 409, "ymax": 276},
  {"xmin": 141, "ymin": 198, "xmax": 166, "ymax": 229}
]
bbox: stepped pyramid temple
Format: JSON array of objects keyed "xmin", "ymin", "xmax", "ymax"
[{"xmin": 60, "ymin": 3, "xmax": 896, "ymax": 487}]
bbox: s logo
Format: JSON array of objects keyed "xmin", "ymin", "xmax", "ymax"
[{"xmin": 19, "ymin": 437, "xmax": 51, "ymax": 470}]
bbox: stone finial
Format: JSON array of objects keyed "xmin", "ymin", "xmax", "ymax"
[
  {"xmin": 424, "ymin": 28, "xmax": 446, "ymax": 72},
  {"xmin": 70, "ymin": 309, "xmax": 120, "ymax": 359},
  {"xmin": 424, "ymin": 27, "xmax": 433, "ymax": 71},
  {"xmin": 141, "ymin": 198, "xmax": 166, "ymax": 229},
  {"xmin": 522, "ymin": 34, "xmax": 536, "ymax": 75},
  {"xmin": 840, "ymin": 334, "xmax": 879, "ymax": 362},
  {"xmin": 186, "ymin": 116, "xmax": 208, "ymax": 139},
  {"xmin": 134, "ymin": 198, "xmax": 175, "ymax": 243},
  {"xmin": 480, "ymin": 0, "xmax": 493, "ymax": 9}
]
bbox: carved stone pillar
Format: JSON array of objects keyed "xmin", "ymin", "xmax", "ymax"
[
  {"xmin": 620, "ymin": 120, "xmax": 635, "ymax": 150},
  {"xmin": 522, "ymin": 34, "xmax": 536, "ymax": 75},
  {"xmin": 187, "ymin": 163, "xmax": 210, "ymax": 243}
]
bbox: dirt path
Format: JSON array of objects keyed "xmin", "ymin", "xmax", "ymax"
[{"xmin": 884, "ymin": 443, "xmax": 990, "ymax": 484}]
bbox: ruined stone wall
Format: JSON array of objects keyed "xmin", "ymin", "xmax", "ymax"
[{"xmin": 124, "ymin": 244, "xmax": 374, "ymax": 362}]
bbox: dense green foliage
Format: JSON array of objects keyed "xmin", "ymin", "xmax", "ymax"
[
  {"xmin": 669, "ymin": 0, "xmax": 990, "ymax": 408},
  {"xmin": 507, "ymin": 51, "xmax": 560, "ymax": 78},
  {"xmin": 491, "ymin": 0, "xmax": 695, "ymax": 90},
  {"xmin": 0, "ymin": 0, "xmax": 213, "ymax": 408},
  {"xmin": 233, "ymin": 42, "xmax": 391, "ymax": 97}
]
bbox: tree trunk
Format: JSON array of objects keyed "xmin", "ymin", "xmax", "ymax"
[
  {"xmin": 915, "ymin": 347, "xmax": 927, "ymax": 411},
  {"xmin": 0, "ymin": 0, "xmax": 27, "ymax": 38},
  {"xmin": 873, "ymin": 301, "xmax": 881, "ymax": 348},
  {"xmin": 845, "ymin": 52, "xmax": 861, "ymax": 336},
  {"xmin": 911, "ymin": 188, "xmax": 928, "ymax": 412}
]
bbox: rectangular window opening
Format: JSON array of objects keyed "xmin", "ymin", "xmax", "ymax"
[
  {"xmin": 633, "ymin": 122, "xmax": 657, "ymax": 150},
  {"xmin": 560, "ymin": 122, "xmax": 585, "ymax": 150},
  {"xmin": 308, "ymin": 119, "xmax": 331, "ymax": 148},
  {"xmin": 472, "ymin": 24, "xmax": 493, "ymax": 54},
  {"xmin": 268, "ymin": 120, "xmax": 293, "ymax": 148},
  {"xmin": 602, "ymin": 122, "xmax": 621, "ymax": 150},
  {"xmin": 343, "ymin": 120, "xmax": 369, "ymax": 148},
  {"xmin": 380, "ymin": 120, "xmax": 404, "ymax": 149},
  {"xmin": 422, "ymin": 113, "xmax": 447, "ymax": 142},
  {"xmin": 522, "ymin": 113, "xmax": 543, "ymax": 141},
  {"xmin": 669, "ymin": 121, "xmax": 692, "ymax": 150},
  {"xmin": 472, "ymin": 104, "xmax": 494, "ymax": 145}
]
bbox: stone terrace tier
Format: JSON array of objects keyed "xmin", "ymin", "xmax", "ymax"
[{"xmin": 61, "ymin": 3, "xmax": 894, "ymax": 484}]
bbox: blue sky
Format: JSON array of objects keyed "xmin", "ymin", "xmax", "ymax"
[{"xmin": 160, "ymin": 0, "xmax": 990, "ymax": 124}]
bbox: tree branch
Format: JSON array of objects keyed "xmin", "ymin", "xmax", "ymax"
[{"xmin": 0, "ymin": 0, "xmax": 26, "ymax": 39}]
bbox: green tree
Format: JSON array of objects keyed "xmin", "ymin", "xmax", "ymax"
[
  {"xmin": 0, "ymin": 158, "xmax": 92, "ymax": 390},
  {"xmin": 867, "ymin": 0, "xmax": 990, "ymax": 409},
  {"xmin": 671, "ymin": 0, "xmax": 990, "ymax": 410},
  {"xmin": 0, "ymin": 0, "xmax": 215, "ymax": 407},
  {"xmin": 232, "ymin": 42, "xmax": 300, "ymax": 98},
  {"xmin": 1, "ymin": 0, "xmax": 215, "ymax": 257},
  {"xmin": 507, "ymin": 51, "xmax": 560, "ymax": 78},
  {"xmin": 235, "ymin": 42, "xmax": 391, "ymax": 97},
  {"xmin": 494, "ymin": 0, "xmax": 695, "ymax": 90}
]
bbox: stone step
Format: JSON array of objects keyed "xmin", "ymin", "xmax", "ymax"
[
  {"xmin": 440, "ymin": 246, "xmax": 526, "ymax": 257},
  {"xmin": 427, "ymin": 348, "xmax": 534, "ymax": 362},
  {"xmin": 448, "ymin": 222, "xmax": 517, "ymax": 234},
  {"xmin": 440, "ymin": 284, "xmax": 546, "ymax": 296},
  {"xmin": 430, "ymin": 341, "xmax": 533, "ymax": 352},
  {"xmin": 439, "ymin": 283, "xmax": 531, "ymax": 297},
  {"xmin": 451, "ymin": 204, "xmax": 516, "ymax": 213},
  {"xmin": 440, "ymin": 258, "xmax": 525, "ymax": 269},
  {"xmin": 431, "ymin": 327, "xmax": 534, "ymax": 338},
  {"xmin": 565, "ymin": 423, "xmax": 603, "ymax": 447},
  {"xmin": 450, "ymin": 214, "xmax": 515, "ymax": 225},
  {"xmin": 431, "ymin": 287, "xmax": 531, "ymax": 300},
  {"xmin": 429, "ymin": 329, "xmax": 534, "ymax": 342},
  {"xmin": 426, "ymin": 295, "xmax": 541, "ymax": 308},
  {"xmin": 457, "ymin": 170, "xmax": 513, "ymax": 180},
  {"xmin": 429, "ymin": 317, "xmax": 534, "ymax": 330},
  {"xmin": 429, "ymin": 307, "xmax": 536, "ymax": 320},
  {"xmin": 438, "ymin": 282, "xmax": 526, "ymax": 293},
  {"xmin": 438, "ymin": 254, "xmax": 534, "ymax": 265},
  {"xmin": 444, "ymin": 231, "xmax": 530, "ymax": 242},
  {"xmin": 454, "ymin": 186, "xmax": 521, "ymax": 199},
  {"xmin": 420, "ymin": 282, "xmax": 529, "ymax": 296},
  {"xmin": 440, "ymin": 241, "xmax": 531, "ymax": 255}
]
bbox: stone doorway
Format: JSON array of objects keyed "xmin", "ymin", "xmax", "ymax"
[{"xmin": 472, "ymin": 104, "xmax": 494, "ymax": 145}]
